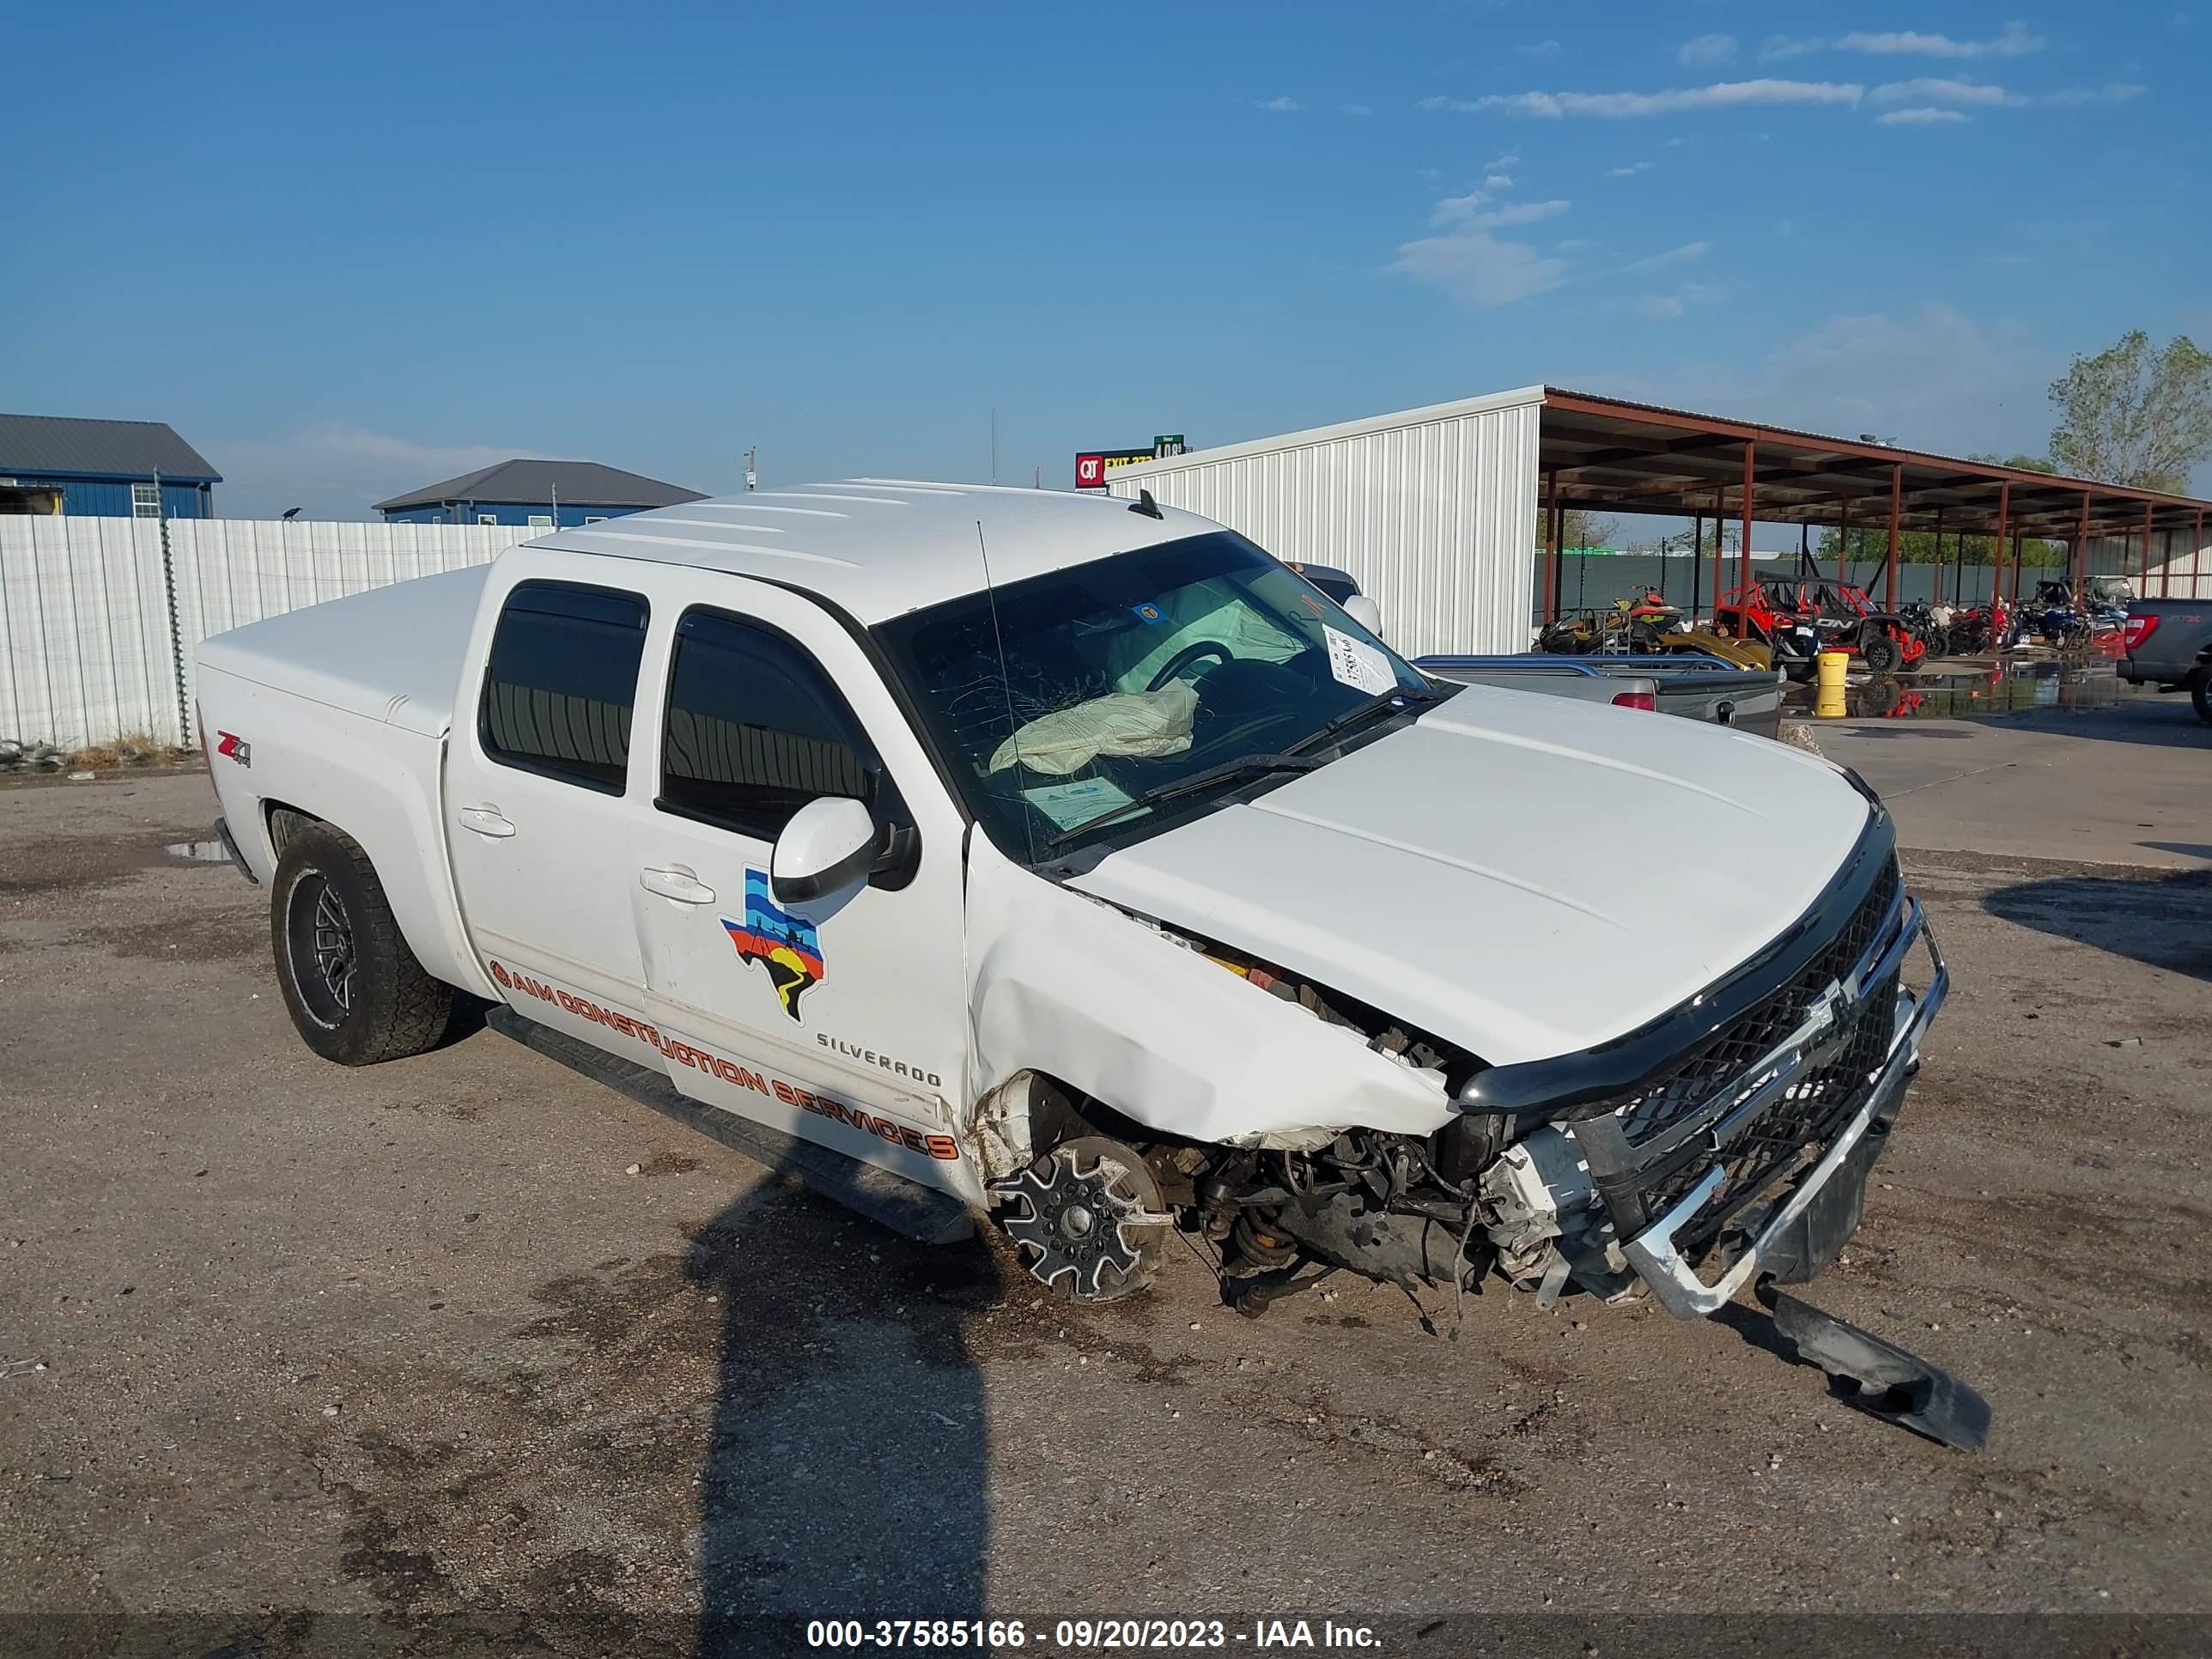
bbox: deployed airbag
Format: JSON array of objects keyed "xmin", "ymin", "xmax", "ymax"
[{"xmin": 988, "ymin": 681, "xmax": 1198, "ymax": 777}]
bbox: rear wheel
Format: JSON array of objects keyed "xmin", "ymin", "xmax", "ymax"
[
  {"xmin": 270, "ymin": 822, "xmax": 452, "ymax": 1066},
  {"xmin": 2191, "ymin": 668, "xmax": 2212, "ymax": 727},
  {"xmin": 1860, "ymin": 632, "xmax": 1902, "ymax": 674}
]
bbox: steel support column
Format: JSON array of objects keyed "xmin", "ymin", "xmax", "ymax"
[
  {"xmin": 1992, "ymin": 482, "xmax": 2009, "ymax": 617},
  {"xmin": 1884, "ymin": 464, "xmax": 1902, "ymax": 611},
  {"xmin": 1542, "ymin": 467, "xmax": 1561, "ymax": 625},
  {"xmin": 1710, "ymin": 503, "xmax": 1725, "ymax": 631},
  {"xmin": 2074, "ymin": 493, "xmax": 2091, "ymax": 590},
  {"xmin": 2142, "ymin": 501, "xmax": 2154, "ymax": 594},
  {"xmin": 1692, "ymin": 514, "xmax": 1704, "ymax": 619},
  {"xmin": 1739, "ymin": 442, "xmax": 1755, "ymax": 602}
]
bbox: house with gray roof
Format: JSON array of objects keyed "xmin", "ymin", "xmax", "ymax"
[
  {"xmin": 374, "ymin": 459, "xmax": 704, "ymax": 527},
  {"xmin": 0, "ymin": 413, "xmax": 221, "ymax": 519}
]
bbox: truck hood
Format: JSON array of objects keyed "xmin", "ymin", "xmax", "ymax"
[{"xmin": 1066, "ymin": 686, "xmax": 1870, "ymax": 1066}]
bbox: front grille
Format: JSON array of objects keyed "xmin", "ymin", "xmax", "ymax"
[
  {"xmin": 1613, "ymin": 856, "xmax": 1899, "ymax": 1149},
  {"xmin": 1574, "ymin": 854, "xmax": 1906, "ymax": 1255},
  {"xmin": 1634, "ymin": 972, "xmax": 1898, "ymax": 1250}
]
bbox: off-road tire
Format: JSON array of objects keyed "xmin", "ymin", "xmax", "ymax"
[
  {"xmin": 270, "ymin": 822, "xmax": 451, "ymax": 1066},
  {"xmin": 2191, "ymin": 667, "xmax": 2212, "ymax": 727},
  {"xmin": 1860, "ymin": 632, "xmax": 1902, "ymax": 674}
]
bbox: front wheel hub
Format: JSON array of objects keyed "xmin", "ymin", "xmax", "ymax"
[{"xmin": 997, "ymin": 1136, "xmax": 1168, "ymax": 1302}]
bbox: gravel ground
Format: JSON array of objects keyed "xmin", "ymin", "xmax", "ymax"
[{"xmin": 1, "ymin": 772, "xmax": 2207, "ymax": 1656}]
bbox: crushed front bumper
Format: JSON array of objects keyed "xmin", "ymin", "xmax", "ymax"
[{"xmin": 1624, "ymin": 913, "xmax": 1948, "ymax": 1317}]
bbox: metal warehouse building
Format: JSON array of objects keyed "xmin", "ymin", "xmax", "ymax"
[
  {"xmin": 0, "ymin": 413, "xmax": 220, "ymax": 519},
  {"xmin": 374, "ymin": 458, "xmax": 704, "ymax": 527},
  {"xmin": 1105, "ymin": 386, "xmax": 2212, "ymax": 658}
]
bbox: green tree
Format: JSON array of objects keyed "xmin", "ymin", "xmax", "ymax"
[
  {"xmin": 2045, "ymin": 331, "xmax": 2212, "ymax": 493},
  {"xmin": 1968, "ymin": 451, "xmax": 2059, "ymax": 475},
  {"xmin": 1815, "ymin": 526, "xmax": 2065, "ymax": 570},
  {"xmin": 1534, "ymin": 507, "xmax": 1621, "ymax": 551}
]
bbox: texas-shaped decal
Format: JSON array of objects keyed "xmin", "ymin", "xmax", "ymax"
[{"xmin": 722, "ymin": 870, "xmax": 825, "ymax": 1021}]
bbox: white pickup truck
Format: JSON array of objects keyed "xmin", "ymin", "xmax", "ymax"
[{"xmin": 196, "ymin": 481, "xmax": 1949, "ymax": 1364}]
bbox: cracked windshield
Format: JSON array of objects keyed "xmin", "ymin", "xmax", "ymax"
[{"xmin": 878, "ymin": 531, "xmax": 1441, "ymax": 855}]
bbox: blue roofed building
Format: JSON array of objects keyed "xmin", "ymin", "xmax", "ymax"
[
  {"xmin": 374, "ymin": 458, "xmax": 704, "ymax": 526},
  {"xmin": 0, "ymin": 413, "xmax": 221, "ymax": 518}
]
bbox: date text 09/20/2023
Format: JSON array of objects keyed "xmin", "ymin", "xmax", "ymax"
[{"xmin": 803, "ymin": 1618, "xmax": 1382, "ymax": 1650}]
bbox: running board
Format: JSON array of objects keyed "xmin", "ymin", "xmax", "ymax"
[{"xmin": 485, "ymin": 1006, "xmax": 975, "ymax": 1245}]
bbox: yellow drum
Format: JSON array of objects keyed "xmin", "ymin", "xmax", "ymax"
[{"xmin": 1815, "ymin": 648, "xmax": 1850, "ymax": 719}]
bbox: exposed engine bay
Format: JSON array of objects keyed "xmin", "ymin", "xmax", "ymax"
[{"xmin": 983, "ymin": 878, "xmax": 1984, "ymax": 1450}]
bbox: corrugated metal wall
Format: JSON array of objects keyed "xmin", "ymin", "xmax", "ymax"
[
  {"xmin": 2086, "ymin": 532, "xmax": 2212, "ymax": 598},
  {"xmin": 0, "ymin": 519, "xmax": 535, "ymax": 747},
  {"xmin": 1106, "ymin": 395, "xmax": 1544, "ymax": 658}
]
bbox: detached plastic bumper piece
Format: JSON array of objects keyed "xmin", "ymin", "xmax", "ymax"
[{"xmin": 1760, "ymin": 1283, "xmax": 1991, "ymax": 1453}]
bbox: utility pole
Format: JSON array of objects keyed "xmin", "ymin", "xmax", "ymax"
[
  {"xmin": 550, "ymin": 480, "xmax": 559, "ymax": 527},
  {"xmin": 744, "ymin": 447, "xmax": 757, "ymax": 492}
]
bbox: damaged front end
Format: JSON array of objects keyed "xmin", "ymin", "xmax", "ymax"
[{"xmin": 1458, "ymin": 810, "xmax": 1946, "ymax": 1319}]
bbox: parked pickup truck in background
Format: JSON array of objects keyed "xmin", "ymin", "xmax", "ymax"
[
  {"xmin": 1417, "ymin": 653, "xmax": 1785, "ymax": 737},
  {"xmin": 195, "ymin": 482, "xmax": 1947, "ymax": 1374},
  {"xmin": 2119, "ymin": 600, "xmax": 2212, "ymax": 725},
  {"xmin": 1290, "ymin": 565, "xmax": 1785, "ymax": 736}
]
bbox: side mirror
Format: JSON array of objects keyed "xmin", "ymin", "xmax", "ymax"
[
  {"xmin": 770, "ymin": 797, "xmax": 888, "ymax": 904},
  {"xmin": 1342, "ymin": 593, "xmax": 1384, "ymax": 637}
]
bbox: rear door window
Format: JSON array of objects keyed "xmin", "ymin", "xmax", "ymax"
[
  {"xmin": 658, "ymin": 608, "xmax": 902, "ymax": 840},
  {"xmin": 479, "ymin": 580, "xmax": 649, "ymax": 793}
]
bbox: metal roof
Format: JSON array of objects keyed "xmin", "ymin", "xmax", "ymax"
[
  {"xmin": 0, "ymin": 413, "xmax": 220, "ymax": 481},
  {"xmin": 1538, "ymin": 387, "xmax": 2212, "ymax": 539},
  {"xmin": 374, "ymin": 458, "xmax": 706, "ymax": 512},
  {"xmin": 532, "ymin": 480, "xmax": 1214, "ymax": 623}
]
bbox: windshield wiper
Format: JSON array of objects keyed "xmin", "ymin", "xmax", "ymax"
[
  {"xmin": 1285, "ymin": 682, "xmax": 1449, "ymax": 757},
  {"xmin": 1041, "ymin": 752, "xmax": 1326, "ymax": 848}
]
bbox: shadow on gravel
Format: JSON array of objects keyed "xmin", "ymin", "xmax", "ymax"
[
  {"xmin": 688, "ymin": 1157, "xmax": 1001, "ymax": 1657},
  {"xmin": 1984, "ymin": 866, "xmax": 2212, "ymax": 982}
]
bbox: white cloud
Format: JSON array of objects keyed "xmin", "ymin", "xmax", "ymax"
[
  {"xmin": 1256, "ymin": 95, "xmax": 1302, "ymax": 112},
  {"xmin": 1393, "ymin": 228, "xmax": 1569, "ymax": 307},
  {"xmin": 1870, "ymin": 77, "xmax": 2014, "ymax": 106},
  {"xmin": 1432, "ymin": 191, "xmax": 1570, "ymax": 228},
  {"xmin": 2046, "ymin": 82, "xmax": 2147, "ymax": 104},
  {"xmin": 1634, "ymin": 295, "xmax": 1686, "ymax": 319},
  {"xmin": 1581, "ymin": 305, "xmax": 2055, "ymax": 459},
  {"xmin": 1470, "ymin": 79, "xmax": 1863, "ymax": 118},
  {"xmin": 1482, "ymin": 172, "xmax": 1515, "ymax": 189},
  {"xmin": 1521, "ymin": 39, "xmax": 1562, "ymax": 58},
  {"xmin": 1763, "ymin": 22, "xmax": 2045, "ymax": 61},
  {"xmin": 1678, "ymin": 33, "xmax": 1738, "ymax": 68},
  {"xmin": 1337, "ymin": 102, "xmax": 1373, "ymax": 115},
  {"xmin": 1877, "ymin": 106, "xmax": 1971, "ymax": 124},
  {"xmin": 211, "ymin": 425, "xmax": 534, "ymax": 521},
  {"xmin": 1606, "ymin": 161, "xmax": 1656, "ymax": 176},
  {"xmin": 1620, "ymin": 240, "xmax": 1712, "ymax": 273}
]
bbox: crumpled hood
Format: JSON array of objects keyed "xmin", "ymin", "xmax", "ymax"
[{"xmin": 1067, "ymin": 686, "xmax": 1870, "ymax": 1066}]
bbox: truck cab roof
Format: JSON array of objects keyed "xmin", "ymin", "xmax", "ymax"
[{"xmin": 532, "ymin": 480, "xmax": 1217, "ymax": 623}]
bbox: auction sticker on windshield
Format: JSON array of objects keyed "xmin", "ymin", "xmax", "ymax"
[
  {"xmin": 1022, "ymin": 775, "xmax": 1139, "ymax": 831},
  {"xmin": 1324, "ymin": 625, "xmax": 1395, "ymax": 695}
]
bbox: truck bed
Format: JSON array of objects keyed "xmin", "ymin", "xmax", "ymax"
[
  {"xmin": 195, "ymin": 564, "xmax": 491, "ymax": 738},
  {"xmin": 2119, "ymin": 597, "xmax": 2212, "ymax": 688}
]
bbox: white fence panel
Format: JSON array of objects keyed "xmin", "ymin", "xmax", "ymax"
[
  {"xmin": 0, "ymin": 517, "xmax": 179, "ymax": 746},
  {"xmin": 0, "ymin": 519, "xmax": 539, "ymax": 748}
]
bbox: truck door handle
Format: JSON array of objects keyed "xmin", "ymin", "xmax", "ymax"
[
  {"xmin": 458, "ymin": 805, "xmax": 516, "ymax": 838},
  {"xmin": 639, "ymin": 866, "xmax": 716, "ymax": 905}
]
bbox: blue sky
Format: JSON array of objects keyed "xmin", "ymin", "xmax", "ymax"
[{"xmin": 5, "ymin": 1, "xmax": 2205, "ymax": 517}]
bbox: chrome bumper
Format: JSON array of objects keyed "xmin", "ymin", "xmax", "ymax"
[{"xmin": 1622, "ymin": 914, "xmax": 1948, "ymax": 1319}]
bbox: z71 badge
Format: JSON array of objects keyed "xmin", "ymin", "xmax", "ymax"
[{"xmin": 722, "ymin": 870, "xmax": 823, "ymax": 1020}]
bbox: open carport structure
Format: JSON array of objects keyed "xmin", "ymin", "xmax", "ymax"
[
  {"xmin": 1107, "ymin": 386, "xmax": 2212, "ymax": 655},
  {"xmin": 1540, "ymin": 387, "xmax": 2212, "ymax": 623}
]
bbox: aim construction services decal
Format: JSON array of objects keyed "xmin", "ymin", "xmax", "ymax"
[{"xmin": 723, "ymin": 869, "xmax": 824, "ymax": 1020}]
